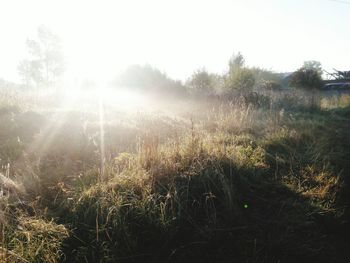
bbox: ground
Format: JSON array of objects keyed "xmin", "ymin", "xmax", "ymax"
[{"xmin": 0, "ymin": 89, "xmax": 349, "ymax": 263}]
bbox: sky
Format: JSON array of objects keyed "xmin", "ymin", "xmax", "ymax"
[{"xmin": 0, "ymin": 0, "xmax": 349, "ymax": 84}]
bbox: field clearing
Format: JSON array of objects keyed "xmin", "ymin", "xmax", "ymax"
[{"xmin": 1, "ymin": 89, "xmax": 350, "ymax": 262}]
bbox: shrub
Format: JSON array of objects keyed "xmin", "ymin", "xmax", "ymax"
[
  {"xmin": 187, "ymin": 69, "xmax": 220, "ymax": 95},
  {"xmin": 289, "ymin": 67, "xmax": 323, "ymax": 90},
  {"xmin": 259, "ymin": 80, "xmax": 283, "ymax": 91},
  {"xmin": 225, "ymin": 68, "xmax": 256, "ymax": 92}
]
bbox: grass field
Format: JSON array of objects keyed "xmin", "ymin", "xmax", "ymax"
[{"xmin": 1, "ymin": 89, "xmax": 350, "ymax": 263}]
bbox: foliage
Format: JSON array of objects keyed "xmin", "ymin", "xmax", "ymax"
[
  {"xmin": 1, "ymin": 72, "xmax": 350, "ymax": 262},
  {"xmin": 187, "ymin": 68, "xmax": 213, "ymax": 94},
  {"xmin": 303, "ymin": 60, "xmax": 323, "ymax": 76},
  {"xmin": 116, "ymin": 65, "xmax": 188, "ymax": 97},
  {"xmin": 228, "ymin": 52, "xmax": 245, "ymax": 72},
  {"xmin": 327, "ymin": 69, "xmax": 350, "ymax": 80},
  {"xmin": 225, "ymin": 67, "xmax": 256, "ymax": 92},
  {"xmin": 223, "ymin": 52, "xmax": 256, "ymax": 92},
  {"xmin": 3, "ymin": 215, "xmax": 68, "ymax": 263},
  {"xmin": 18, "ymin": 26, "xmax": 65, "ymax": 89},
  {"xmin": 250, "ymin": 67, "xmax": 277, "ymax": 81},
  {"xmin": 258, "ymin": 80, "xmax": 283, "ymax": 91},
  {"xmin": 289, "ymin": 67, "xmax": 323, "ymax": 90},
  {"xmin": 187, "ymin": 68, "xmax": 223, "ymax": 95}
]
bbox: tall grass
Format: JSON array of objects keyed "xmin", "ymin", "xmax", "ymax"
[{"xmin": 0, "ymin": 91, "xmax": 349, "ymax": 262}]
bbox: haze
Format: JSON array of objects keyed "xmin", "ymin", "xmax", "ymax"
[{"xmin": 0, "ymin": 0, "xmax": 349, "ymax": 84}]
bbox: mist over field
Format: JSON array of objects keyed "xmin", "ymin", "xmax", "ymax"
[{"xmin": 1, "ymin": 1, "xmax": 350, "ymax": 263}]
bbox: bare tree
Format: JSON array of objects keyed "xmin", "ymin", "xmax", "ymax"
[
  {"xmin": 18, "ymin": 25, "xmax": 64, "ymax": 89},
  {"xmin": 325, "ymin": 69, "xmax": 350, "ymax": 80}
]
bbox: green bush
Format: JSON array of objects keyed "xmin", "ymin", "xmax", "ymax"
[
  {"xmin": 289, "ymin": 67, "xmax": 323, "ymax": 90},
  {"xmin": 225, "ymin": 68, "xmax": 256, "ymax": 92}
]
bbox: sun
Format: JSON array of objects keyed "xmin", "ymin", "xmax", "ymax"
[{"xmin": 59, "ymin": 85, "xmax": 151, "ymax": 112}]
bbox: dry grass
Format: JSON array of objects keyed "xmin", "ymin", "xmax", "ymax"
[{"xmin": 0, "ymin": 90, "xmax": 349, "ymax": 262}]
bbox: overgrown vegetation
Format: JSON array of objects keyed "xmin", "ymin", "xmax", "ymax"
[
  {"xmin": 1, "ymin": 30, "xmax": 349, "ymax": 261},
  {"xmin": 0, "ymin": 88, "xmax": 349, "ymax": 262}
]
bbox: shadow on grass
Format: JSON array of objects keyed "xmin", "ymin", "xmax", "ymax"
[
  {"xmin": 60, "ymin": 151, "xmax": 346, "ymax": 263},
  {"xmin": 2, "ymin": 104, "xmax": 349, "ymax": 263}
]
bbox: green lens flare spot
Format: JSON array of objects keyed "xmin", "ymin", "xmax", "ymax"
[{"xmin": 244, "ymin": 204, "xmax": 248, "ymax": 209}]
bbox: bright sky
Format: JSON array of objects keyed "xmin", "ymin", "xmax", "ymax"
[{"xmin": 0, "ymin": 0, "xmax": 349, "ymax": 84}]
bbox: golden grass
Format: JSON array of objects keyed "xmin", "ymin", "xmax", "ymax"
[{"xmin": 0, "ymin": 91, "xmax": 349, "ymax": 262}]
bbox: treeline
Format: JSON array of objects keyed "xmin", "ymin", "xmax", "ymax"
[
  {"xmin": 114, "ymin": 54, "xmax": 325, "ymax": 98},
  {"xmin": 0, "ymin": 26, "xmax": 333, "ymax": 97},
  {"xmin": 114, "ymin": 53, "xmax": 283, "ymax": 98}
]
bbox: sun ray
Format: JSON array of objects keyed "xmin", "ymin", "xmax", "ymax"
[{"xmin": 98, "ymin": 91, "xmax": 106, "ymax": 182}]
